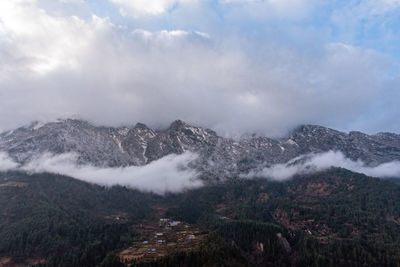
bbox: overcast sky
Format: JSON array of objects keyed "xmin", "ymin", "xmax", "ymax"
[{"xmin": 0, "ymin": 0, "xmax": 399, "ymax": 136}]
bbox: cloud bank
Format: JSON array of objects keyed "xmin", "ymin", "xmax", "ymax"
[
  {"xmin": 0, "ymin": 152, "xmax": 19, "ymax": 172},
  {"xmin": 0, "ymin": 0, "xmax": 399, "ymax": 137},
  {"xmin": 110, "ymin": 0, "xmax": 195, "ymax": 17},
  {"xmin": 0, "ymin": 151, "xmax": 202, "ymax": 194},
  {"xmin": 245, "ymin": 151, "xmax": 400, "ymax": 181},
  {"xmin": 1, "ymin": 150, "xmax": 400, "ymax": 191}
]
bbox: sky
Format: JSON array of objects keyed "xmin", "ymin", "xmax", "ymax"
[{"xmin": 0, "ymin": 0, "xmax": 399, "ymax": 137}]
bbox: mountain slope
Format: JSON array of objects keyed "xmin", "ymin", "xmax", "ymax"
[
  {"xmin": 165, "ymin": 168, "xmax": 400, "ymax": 266},
  {"xmin": 2, "ymin": 169, "xmax": 400, "ymax": 266},
  {"xmin": 0, "ymin": 171, "xmax": 157, "ymax": 266},
  {"xmin": 1, "ymin": 120, "xmax": 400, "ymax": 175}
]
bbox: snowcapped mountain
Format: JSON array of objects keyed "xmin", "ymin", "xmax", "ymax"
[{"xmin": 1, "ymin": 119, "xmax": 400, "ymax": 176}]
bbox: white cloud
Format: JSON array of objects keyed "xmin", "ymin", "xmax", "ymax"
[
  {"xmin": 220, "ymin": 0, "xmax": 260, "ymax": 2},
  {"xmin": 2, "ymin": 149, "xmax": 400, "ymax": 193},
  {"xmin": 219, "ymin": 0, "xmax": 316, "ymax": 19},
  {"xmin": 331, "ymin": 0, "xmax": 400, "ymax": 36},
  {"xmin": 59, "ymin": 0, "xmax": 84, "ymax": 3},
  {"xmin": 0, "ymin": 0, "xmax": 108, "ymax": 75},
  {"xmin": 0, "ymin": 0, "xmax": 398, "ymax": 137},
  {"xmin": 0, "ymin": 152, "xmax": 19, "ymax": 172},
  {"xmin": 21, "ymin": 152, "xmax": 202, "ymax": 194},
  {"xmin": 0, "ymin": 147, "xmax": 202, "ymax": 194},
  {"xmin": 111, "ymin": 0, "xmax": 315, "ymax": 19},
  {"xmin": 110, "ymin": 0, "xmax": 196, "ymax": 17},
  {"xmin": 245, "ymin": 151, "xmax": 400, "ymax": 181},
  {"xmin": 366, "ymin": 0, "xmax": 400, "ymax": 15}
]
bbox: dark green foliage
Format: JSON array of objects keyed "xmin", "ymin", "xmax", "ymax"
[
  {"xmin": 2, "ymin": 168, "xmax": 400, "ymax": 266},
  {"xmin": 210, "ymin": 220, "xmax": 291, "ymax": 266},
  {"xmin": 0, "ymin": 171, "xmax": 156, "ymax": 266},
  {"xmin": 166, "ymin": 168, "xmax": 400, "ymax": 267}
]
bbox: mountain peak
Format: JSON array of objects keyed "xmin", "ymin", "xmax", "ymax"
[
  {"xmin": 134, "ymin": 122, "xmax": 150, "ymax": 130},
  {"xmin": 1, "ymin": 119, "xmax": 400, "ymax": 171},
  {"xmin": 169, "ymin": 120, "xmax": 190, "ymax": 130},
  {"xmin": 290, "ymin": 124, "xmax": 344, "ymax": 137}
]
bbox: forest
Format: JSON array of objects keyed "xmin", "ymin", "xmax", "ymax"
[{"xmin": 1, "ymin": 168, "xmax": 400, "ymax": 266}]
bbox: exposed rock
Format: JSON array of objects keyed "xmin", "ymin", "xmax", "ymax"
[{"xmin": 1, "ymin": 119, "xmax": 400, "ymax": 178}]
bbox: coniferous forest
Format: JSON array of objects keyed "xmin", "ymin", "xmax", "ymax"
[{"xmin": 1, "ymin": 168, "xmax": 400, "ymax": 266}]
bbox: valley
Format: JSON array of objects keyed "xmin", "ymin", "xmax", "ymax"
[
  {"xmin": 1, "ymin": 168, "xmax": 400, "ymax": 266},
  {"xmin": 0, "ymin": 121, "xmax": 400, "ymax": 266}
]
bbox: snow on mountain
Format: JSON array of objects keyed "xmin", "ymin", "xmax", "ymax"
[{"xmin": 1, "ymin": 119, "xmax": 400, "ymax": 179}]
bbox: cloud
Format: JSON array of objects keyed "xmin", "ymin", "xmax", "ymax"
[
  {"xmin": 0, "ymin": 152, "xmax": 19, "ymax": 172},
  {"xmin": 0, "ymin": 0, "xmax": 106, "ymax": 75},
  {"xmin": 21, "ymin": 152, "xmax": 202, "ymax": 194},
  {"xmin": 349, "ymin": 0, "xmax": 400, "ymax": 16},
  {"xmin": 0, "ymin": 0, "xmax": 399, "ymax": 137},
  {"xmin": 330, "ymin": 0, "xmax": 400, "ymax": 49},
  {"xmin": 245, "ymin": 151, "xmax": 400, "ymax": 181},
  {"xmin": 1, "ymin": 149, "xmax": 400, "ymax": 192},
  {"xmin": 219, "ymin": 0, "xmax": 316, "ymax": 19},
  {"xmin": 110, "ymin": 0, "xmax": 195, "ymax": 17}
]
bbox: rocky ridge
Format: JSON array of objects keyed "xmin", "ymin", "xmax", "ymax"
[{"xmin": 0, "ymin": 119, "xmax": 399, "ymax": 178}]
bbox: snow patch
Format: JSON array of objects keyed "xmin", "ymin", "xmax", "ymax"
[
  {"xmin": 118, "ymin": 127, "xmax": 130, "ymax": 136},
  {"xmin": 32, "ymin": 121, "xmax": 46, "ymax": 130},
  {"xmin": 285, "ymin": 139, "xmax": 298, "ymax": 146},
  {"xmin": 112, "ymin": 135, "xmax": 125, "ymax": 153}
]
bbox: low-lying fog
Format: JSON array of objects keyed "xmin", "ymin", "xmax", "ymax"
[{"xmin": 1, "ymin": 150, "xmax": 399, "ymax": 194}]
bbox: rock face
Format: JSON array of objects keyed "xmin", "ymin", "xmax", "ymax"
[{"xmin": 1, "ymin": 119, "xmax": 400, "ymax": 175}]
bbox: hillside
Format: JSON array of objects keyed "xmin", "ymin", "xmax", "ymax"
[
  {"xmin": 0, "ymin": 171, "xmax": 157, "ymax": 266},
  {"xmin": 1, "ymin": 169, "xmax": 400, "ymax": 266}
]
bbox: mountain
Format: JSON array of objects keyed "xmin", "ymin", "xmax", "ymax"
[
  {"xmin": 1, "ymin": 169, "xmax": 400, "ymax": 266},
  {"xmin": 1, "ymin": 119, "xmax": 400, "ymax": 175},
  {"xmin": 166, "ymin": 168, "xmax": 400, "ymax": 267},
  {"xmin": 0, "ymin": 171, "xmax": 158, "ymax": 266},
  {"xmin": 1, "ymin": 120, "xmax": 400, "ymax": 266}
]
